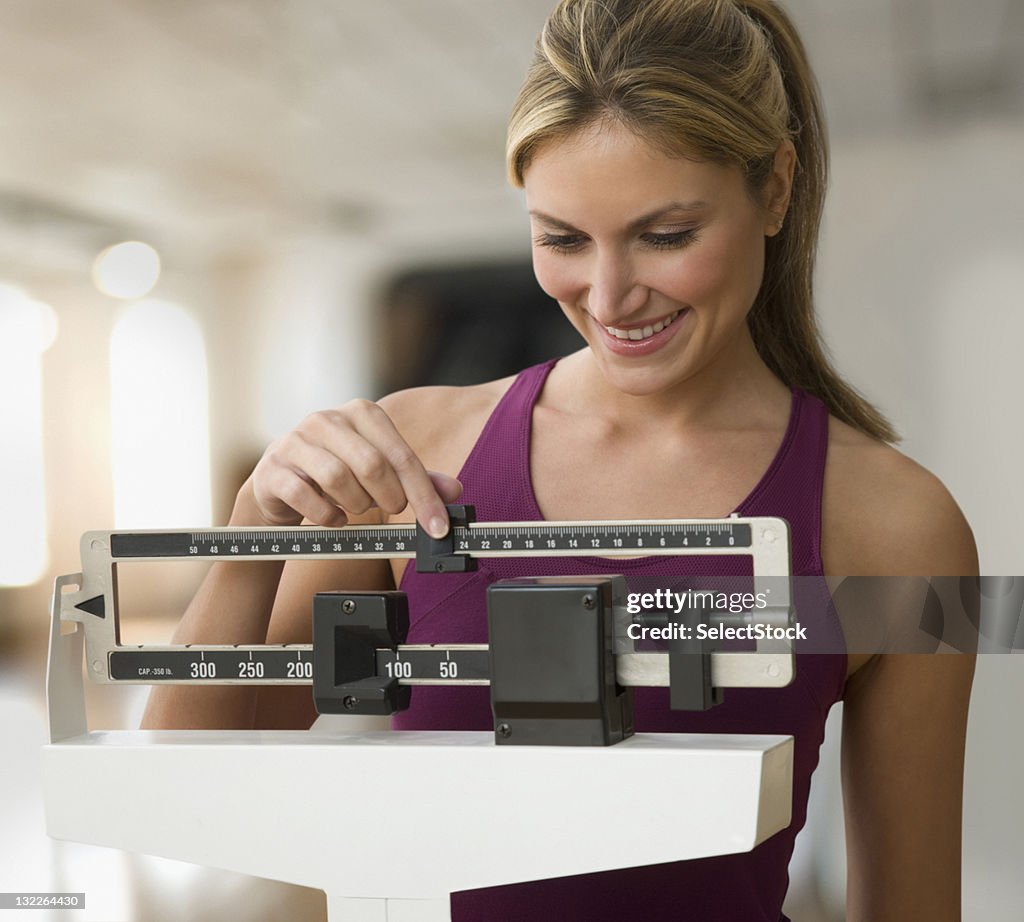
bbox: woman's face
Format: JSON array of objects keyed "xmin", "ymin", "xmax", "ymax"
[{"xmin": 523, "ymin": 120, "xmax": 785, "ymax": 397}]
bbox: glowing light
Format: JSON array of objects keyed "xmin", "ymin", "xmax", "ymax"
[
  {"xmin": 93, "ymin": 241, "xmax": 161, "ymax": 299},
  {"xmin": 110, "ymin": 300, "xmax": 211, "ymax": 528},
  {"xmin": 0, "ymin": 285, "xmax": 58, "ymax": 585}
]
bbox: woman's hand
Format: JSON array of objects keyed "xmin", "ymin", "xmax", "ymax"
[{"xmin": 241, "ymin": 399, "xmax": 463, "ymax": 537}]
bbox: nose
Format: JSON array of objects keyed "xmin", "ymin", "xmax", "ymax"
[{"xmin": 585, "ymin": 249, "xmax": 649, "ymax": 325}]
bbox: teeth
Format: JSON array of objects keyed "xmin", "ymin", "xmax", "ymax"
[{"xmin": 604, "ymin": 310, "xmax": 681, "ymax": 341}]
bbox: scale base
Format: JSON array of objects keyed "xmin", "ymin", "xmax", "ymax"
[{"xmin": 43, "ymin": 728, "xmax": 792, "ymax": 921}]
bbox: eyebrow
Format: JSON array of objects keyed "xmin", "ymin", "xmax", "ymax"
[{"xmin": 529, "ymin": 201, "xmax": 710, "ymax": 232}]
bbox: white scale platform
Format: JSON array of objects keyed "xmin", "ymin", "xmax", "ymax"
[
  {"xmin": 43, "ymin": 728, "xmax": 792, "ymax": 922},
  {"xmin": 43, "ymin": 541, "xmax": 795, "ymax": 921}
]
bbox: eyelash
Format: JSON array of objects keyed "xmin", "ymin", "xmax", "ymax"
[{"xmin": 533, "ymin": 230, "xmax": 701, "ymax": 253}]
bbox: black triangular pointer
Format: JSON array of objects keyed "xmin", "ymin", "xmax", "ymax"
[{"xmin": 75, "ymin": 595, "xmax": 105, "ymax": 619}]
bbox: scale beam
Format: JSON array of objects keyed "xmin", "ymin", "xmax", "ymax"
[{"xmin": 60, "ymin": 511, "xmax": 793, "ymax": 694}]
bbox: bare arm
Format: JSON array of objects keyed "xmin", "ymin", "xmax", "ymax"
[
  {"xmin": 843, "ymin": 653, "xmax": 975, "ymax": 920},
  {"xmin": 840, "ymin": 469, "xmax": 979, "ymax": 921},
  {"xmin": 140, "ymin": 396, "xmax": 462, "ymax": 731},
  {"xmin": 138, "ymin": 486, "xmax": 394, "ymax": 730}
]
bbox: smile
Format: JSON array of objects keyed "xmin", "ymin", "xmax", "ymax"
[{"xmin": 603, "ymin": 310, "xmax": 682, "ymax": 341}]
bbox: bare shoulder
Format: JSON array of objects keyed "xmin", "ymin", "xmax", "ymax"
[
  {"xmin": 822, "ymin": 415, "xmax": 978, "ymax": 577},
  {"xmin": 377, "ymin": 375, "xmax": 517, "ymax": 479}
]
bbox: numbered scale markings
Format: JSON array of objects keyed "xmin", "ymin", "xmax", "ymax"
[
  {"xmin": 109, "ymin": 648, "xmax": 315, "ymax": 682},
  {"xmin": 109, "ymin": 646, "xmax": 491, "ymax": 684},
  {"xmin": 75, "ymin": 517, "xmax": 780, "ymax": 686},
  {"xmin": 375, "ymin": 647, "xmax": 489, "ymax": 685},
  {"xmin": 107, "ymin": 521, "xmax": 752, "ymax": 561}
]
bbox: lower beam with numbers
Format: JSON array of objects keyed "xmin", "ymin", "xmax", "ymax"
[
  {"xmin": 107, "ymin": 646, "xmax": 490, "ymax": 685},
  {"xmin": 104, "ymin": 575, "xmax": 791, "ymax": 746},
  {"xmin": 109, "ymin": 648, "xmax": 315, "ymax": 682}
]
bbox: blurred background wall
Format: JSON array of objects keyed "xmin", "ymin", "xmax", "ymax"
[{"xmin": 0, "ymin": 1, "xmax": 1021, "ymax": 919}]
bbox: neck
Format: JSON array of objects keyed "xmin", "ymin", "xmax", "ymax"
[{"xmin": 561, "ymin": 327, "xmax": 790, "ymax": 434}]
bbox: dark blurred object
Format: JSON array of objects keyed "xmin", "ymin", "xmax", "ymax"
[{"xmin": 374, "ymin": 261, "xmax": 582, "ymax": 394}]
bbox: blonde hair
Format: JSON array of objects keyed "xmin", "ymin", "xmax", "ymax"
[{"xmin": 507, "ymin": 0, "xmax": 898, "ymax": 442}]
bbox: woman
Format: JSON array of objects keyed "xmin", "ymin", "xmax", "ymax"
[{"xmin": 143, "ymin": 1, "xmax": 977, "ymax": 919}]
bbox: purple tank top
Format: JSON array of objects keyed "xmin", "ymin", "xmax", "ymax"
[{"xmin": 394, "ymin": 359, "xmax": 847, "ymax": 922}]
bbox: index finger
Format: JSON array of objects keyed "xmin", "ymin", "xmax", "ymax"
[{"xmin": 341, "ymin": 402, "xmax": 452, "ymax": 538}]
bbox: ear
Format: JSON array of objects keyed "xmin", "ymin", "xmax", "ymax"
[{"xmin": 763, "ymin": 140, "xmax": 796, "ymax": 237}]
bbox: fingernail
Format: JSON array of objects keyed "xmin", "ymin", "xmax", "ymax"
[{"xmin": 428, "ymin": 516, "xmax": 448, "ymax": 539}]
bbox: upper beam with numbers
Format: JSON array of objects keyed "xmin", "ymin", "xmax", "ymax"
[{"xmin": 98, "ymin": 518, "xmax": 761, "ymax": 562}]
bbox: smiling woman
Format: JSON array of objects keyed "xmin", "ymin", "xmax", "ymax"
[
  {"xmin": 524, "ymin": 123, "xmax": 786, "ymax": 397},
  {"xmin": 142, "ymin": 2, "xmax": 978, "ymax": 921}
]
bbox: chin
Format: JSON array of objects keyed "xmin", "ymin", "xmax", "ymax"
[{"xmin": 594, "ymin": 356, "xmax": 687, "ymax": 398}]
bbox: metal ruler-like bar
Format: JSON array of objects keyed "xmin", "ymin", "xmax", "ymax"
[
  {"xmin": 61, "ymin": 515, "xmax": 793, "ymax": 687},
  {"xmin": 104, "ymin": 519, "xmax": 755, "ymax": 561},
  {"xmin": 104, "ymin": 644, "xmax": 791, "ymax": 690}
]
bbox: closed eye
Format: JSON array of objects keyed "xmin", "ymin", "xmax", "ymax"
[
  {"xmin": 532, "ymin": 232, "xmax": 587, "ymax": 253},
  {"xmin": 640, "ymin": 229, "xmax": 700, "ymax": 250},
  {"xmin": 533, "ymin": 229, "xmax": 701, "ymax": 253}
]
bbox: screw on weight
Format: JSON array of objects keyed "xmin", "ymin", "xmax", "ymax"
[
  {"xmin": 343, "ymin": 696, "xmax": 359, "ymax": 710},
  {"xmin": 582, "ymin": 594, "xmax": 596, "ymax": 609},
  {"xmin": 497, "ymin": 723, "xmax": 512, "ymax": 738},
  {"xmin": 342, "ymin": 599, "xmax": 356, "ymax": 614}
]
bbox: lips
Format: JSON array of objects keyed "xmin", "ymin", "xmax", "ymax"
[
  {"xmin": 595, "ymin": 308, "xmax": 690, "ymax": 357},
  {"xmin": 603, "ymin": 309, "xmax": 682, "ymax": 342}
]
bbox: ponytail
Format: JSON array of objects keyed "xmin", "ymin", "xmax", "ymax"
[{"xmin": 736, "ymin": 0, "xmax": 899, "ymax": 441}]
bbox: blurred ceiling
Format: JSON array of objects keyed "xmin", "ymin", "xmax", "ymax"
[{"xmin": 0, "ymin": 0, "xmax": 1019, "ymax": 271}]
